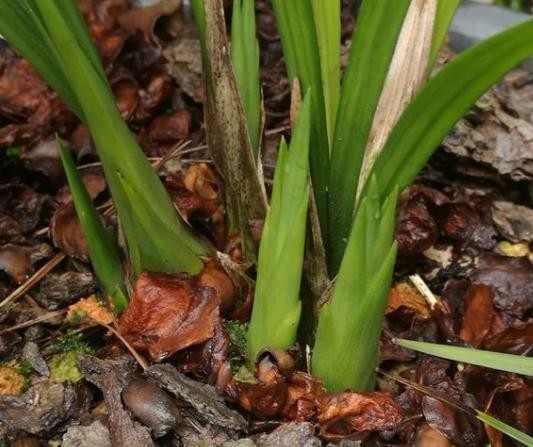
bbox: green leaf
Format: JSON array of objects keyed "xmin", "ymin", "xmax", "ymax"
[
  {"xmin": 0, "ymin": 1, "xmax": 208, "ymax": 276},
  {"xmin": 57, "ymin": 139, "xmax": 128, "ymax": 313},
  {"xmin": 429, "ymin": 0, "xmax": 460, "ymax": 69},
  {"xmin": 313, "ymin": 180, "xmax": 398, "ymax": 392},
  {"xmin": 327, "ymin": 0, "xmax": 410, "ymax": 273},
  {"xmin": 311, "ymin": 0, "xmax": 340, "ymax": 146},
  {"xmin": 247, "ymin": 94, "xmax": 311, "ymax": 363},
  {"xmin": 395, "ymin": 339, "xmax": 533, "ymax": 376},
  {"xmin": 193, "ymin": 0, "xmax": 267, "ymax": 264},
  {"xmin": 231, "ymin": 0, "xmax": 261, "ymax": 155},
  {"xmin": 476, "ymin": 412, "xmax": 533, "ymax": 447},
  {"xmin": 271, "ymin": 0, "xmax": 330, "ymax": 237},
  {"xmin": 371, "ymin": 19, "xmax": 533, "ymax": 202}
]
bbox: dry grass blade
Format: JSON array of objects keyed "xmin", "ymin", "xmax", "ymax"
[{"xmin": 357, "ymin": 0, "xmax": 436, "ymax": 197}]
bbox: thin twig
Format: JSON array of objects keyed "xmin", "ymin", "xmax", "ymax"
[
  {"xmin": 98, "ymin": 321, "xmax": 148, "ymax": 370},
  {"xmin": 0, "ymin": 309, "xmax": 66, "ymax": 334},
  {"xmin": 0, "ymin": 253, "xmax": 65, "ymax": 308}
]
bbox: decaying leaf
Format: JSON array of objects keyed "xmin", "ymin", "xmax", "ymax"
[
  {"xmin": 459, "ymin": 284, "xmax": 494, "ymax": 348},
  {"xmin": 318, "ymin": 391, "xmax": 404, "ymax": 440},
  {"xmin": 118, "ymin": 0, "xmax": 182, "ymax": 43},
  {"xmin": 50, "ymin": 203, "xmax": 90, "ymax": 261},
  {"xmin": 472, "ymin": 254, "xmax": 533, "ymax": 318},
  {"xmin": 387, "ymin": 282, "xmax": 431, "ymax": 320},
  {"xmin": 119, "ymin": 271, "xmax": 220, "ymax": 361}
]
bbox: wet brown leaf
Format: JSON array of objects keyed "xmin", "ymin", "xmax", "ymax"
[
  {"xmin": 459, "ymin": 284, "xmax": 494, "ymax": 348},
  {"xmin": 318, "ymin": 391, "xmax": 404, "ymax": 440},
  {"xmin": 50, "ymin": 202, "xmax": 89, "ymax": 261},
  {"xmin": 147, "ymin": 109, "xmax": 190, "ymax": 143},
  {"xmin": 119, "ymin": 271, "xmax": 220, "ymax": 361},
  {"xmin": 471, "ymin": 254, "xmax": 533, "ymax": 318}
]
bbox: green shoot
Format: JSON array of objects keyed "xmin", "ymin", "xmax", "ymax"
[
  {"xmin": 327, "ymin": 0, "xmax": 410, "ymax": 272},
  {"xmin": 57, "ymin": 139, "xmax": 128, "ymax": 313},
  {"xmin": 247, "ymin": 94, "xmax": 312, "ymax": 363},
  {"xmin": 271, "ymin": 0, "xmax": 330, "ymax": 235},
  {"xmin": 395, "ymin": 339, "xmax": 533, "ymax": 376},
  {"xmin": 312, "ymin": 179, "xmax": 398, "ymax": 392},
  {"xmin": 311, "ymin": 0, "xmax": 340, "ymax": 146},
  {"xmin": 0, "ymin": 1, "xmax": 207, "ymax": 277},
  {"xmin": 429, "ymin": 0, "xmax": 460, "ymax": 68},
  {"xmin": 231, "ymin": 0, "xmax": 262, "ymax": 155}
]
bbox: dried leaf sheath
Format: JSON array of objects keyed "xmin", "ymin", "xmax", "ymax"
[{"xmin": 192, "ymin": 0, "xmax": 267, "ymax": 264}]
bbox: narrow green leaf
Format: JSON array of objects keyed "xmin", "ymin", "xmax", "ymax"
[
  {"xmin": 231, "ymin": 0, "xmax": 261, "ymax": 155},
  {"xmin": 327, "ymin": 0, "xmax": 410, "ymax": 274},
  {"xmin": 57, "ymin": 139, "xmax": 128, "ymax": 313},
  {"xmin": 429, "ymin": 0, "xmax": 460, "ymax": 68},
  {"xmin": 371, "ymin": 19, "xmax": 533, "ymax": 202},
  {"xmin": 313, "ymin": 181, "xmax": 399, "ymax": 392},
  {"xmin": 395, "ymin": 339, "xmax": 533, "ymax": 376},
  {"xmin": 476, "ymin": 412, "xmax": 533, "ymax": 447},
  {"xmin": 271, "ymin": 0, "xmax": 330, "ymax": 236},
  {"xmin": 247, "ymin": 94, "xmax": 311, "ymax": 363},
  {"xmin": 311, "ymin": 0, "xmax": 340, "ymax": 146},
  {"xmin": 193, "ymin": 0, "xmax": 267, "ymax": 264}
]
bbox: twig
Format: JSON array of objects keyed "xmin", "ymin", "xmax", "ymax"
[
  {"xmin": 98, "ymin": 321, "xmax": 148, "ymax": 370},
  {"xmin": 0, "ymin": 309, "xmax": 66, "ymax": 334},
  {"xmin": 0, "ymin": 253, "xmax": 65, "ymax": 308}
]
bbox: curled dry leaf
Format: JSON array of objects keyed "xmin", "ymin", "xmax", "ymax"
[
  {"xmin": 119, "ymin": 271, "xmax": 220, "ymax": 361},
  {"xmin": 50, "ymin": 202, "xmax": 89, "ymax": 261},
  {"xmin": 176, "ymin": 320, "xmax": 230, "ymax": 383},
  {"xmin": 56, "ymin": 172, "xmax": 107, "ymax": 205},
  {"xmin": 0, "ymin": 243, "xmax": 31, "ymax": 283},
  {"xmin": 118, "ymin": 0, "xmax": 182, "ymax": 43},
  {"xmin": 317, "ymin": 391, "xmax": 404, "ymax": 440},
  {"xmin": 229, "ymin": 356, "xmax": 324, "ymax": 422},
  {"xmin": 459, "ymin": 284, "xmax": 494, "ymax": 348},
  {"xmin": 387, "ymin": 282, "xmax": 431, "ymax": 320}
]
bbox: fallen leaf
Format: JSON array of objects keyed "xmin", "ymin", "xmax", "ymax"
[
  {"xmin": 118, "ymin": 0, "xmax": 182, "ymax": 43},
  {"xmin": 318, "ymin": 391, "xmax": 403, "ymax": 440},
  {"xmin": 0, "ymin": 244, "xmax": 31, "ymax": 283},
  {"xmin": 492, "ymin": 200, "xmax": 533, "ymax": 243},
  {"xmin": 459, "ymin": 284, "xmax": 494, "ymax": 348},
  {"xmin": 472, "ymin": 254, "xmax": 533, "ymax": 318},
  {"xmin": 50, "ymin": 202, "xmax": 90, "ymax": 261},
  {"xmin": 119, "ymin": 271, "xmax": 220, "ymax": 361},
  {"xmin": 387, "ymin": 282, "xmax": 431, "ymax": 320}
]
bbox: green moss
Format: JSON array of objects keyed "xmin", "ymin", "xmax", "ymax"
[
  {"xmin": 49, "ymin": 351, "xmax": 83, "ymax": 384},
  {"xmin": 49, "ymin": 331, "xmax": 93, "ymax": 355}
]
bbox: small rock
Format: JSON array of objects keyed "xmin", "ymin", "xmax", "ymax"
[
  {"xmin": 492, "ymin": 200, "xmax": 533, "ymax": 242},
  {"xmin": 62, "ymin": 421, "xmax": 112, "ymax": 447},
  {"xmin": 22, "ymin": 341, "xmax": 49, "ymax": 376},
  {"xmin": 256, "ymin": 423, "xmax": 321, "ymax": 447},
  {"xmin": 0, "ymin": 382, "xmax": 77, "ymax": 434}
]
